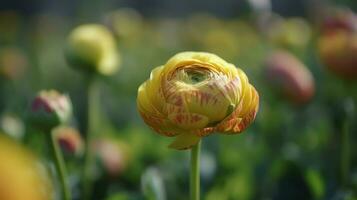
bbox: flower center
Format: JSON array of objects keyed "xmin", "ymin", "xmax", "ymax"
[
  {"xmin": 177, "ymin": 66, "xmax": 211, "ymax": 85},
  {"xmin": 186, "ymin": 70, "xmax": 207, "ymax": 83}
]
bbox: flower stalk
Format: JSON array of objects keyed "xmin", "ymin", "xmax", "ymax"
[
  {"xmin": 190, "ymin": 140, "xmax": 201, "ymax": 200},
  {"xmin": 48, "ymin": 130, "xmax": 71, "ymax": 200},
  {"xmin": 82, "ymin": 77, "xmax": 100, "ymax": 200},
  {"xmin": 340, "ymin": 115, "xmax": 350, "ymax": 187}
]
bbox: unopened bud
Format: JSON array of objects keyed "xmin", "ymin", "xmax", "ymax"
[{"xmin": 28, "ymin": 90, "xmax": 72, "ymax": 131}]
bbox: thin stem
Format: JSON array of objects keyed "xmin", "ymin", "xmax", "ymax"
[
  {"xmin": 341, "ymin": 118, "xmax": 349, "ymax": 187},
  {"xmin": 82, "ymin": 77, "xmax": 100, "ymax": 200},
  {"xmin": 49, "ymin": 130, "xmax": 71, "ymax": 200},
  {"xmin": 190, "ymin": 141, "xmax": 201, "ymax": 200}
]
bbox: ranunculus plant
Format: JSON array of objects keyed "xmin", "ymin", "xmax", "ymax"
[
  {"xmin": 137, "ymin": 51, "xmax": 259, "ymax": 199},
  {"xmin": 65, "ymin": 23, "xmax": 121, "ymax": 200},
  {"xmin": 317, "ymin": 9, "xmax": 357, "ymax": 186},
  {"xmin": 28, "ymin": 90, "xmax": 72, "ymax": 200}
]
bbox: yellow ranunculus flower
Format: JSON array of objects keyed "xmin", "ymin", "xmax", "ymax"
[
  {"xmin": 0, "ymin": 134, "xmax": 53, "ymax": 200},
  {"xmin": 137, "ymin": 52, "xmax": 259, "ymax": 150},
  {"xmin": 65, "ymin": 24, "xmax": 120, "ymax": 75}
]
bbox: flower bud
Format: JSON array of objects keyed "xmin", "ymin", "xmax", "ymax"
[
  {"xmin": 137, "ymin": 52, "xmax": 259, "ymax": 150},
  {"xmin": 267, "ymin": 17, "xmax": 312, "ymax": 49},
  {"xmin": 65, "ymin": 24, "xmax": 120, "ymax": 75},
  {"xmin": 321, "ymin": 9, "xmax": 357, "ymax": 34},
  {"xmin": 53, "ymin": 126, "xmax": 83, "ymax": 155},
  {"xmin": 104, "ymin": 8, "xmax": 143, "ymax": 40},
  {"xmin": 318, "ymin": 10, "xmax": 357, "ymax": 79},
  {"xmin": 28, "ymin": 90, "xmax": 72, "ymax": 131},
  {"xmin": 0, "ymin": 134, "xmax": 53, "ymax": 200},
  {"xmin": 265, "ymin": 50, "xmax": 315, "ymax": 104},
  {"xmin": 0, "ymin": 47, "xmax": 27, "ymax": 80},
  {"xmin": 94, "ymin": 138, "xmax": 129, "ymax": 177}
]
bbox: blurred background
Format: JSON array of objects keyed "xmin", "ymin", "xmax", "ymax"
[{"xmin": 0, "ymin": 0, "xmax": 357, "ymax": 199}]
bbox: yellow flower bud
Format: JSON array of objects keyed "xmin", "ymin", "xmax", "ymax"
[
  {"xmin": 0, "ymin": 134, "xmax": 53, "ymax": 200},
  {"xmin": 267, "ymin": 17, "xmax": 312, "ymax": 49},
  {"xmin": 137, "ymin": 52, "xmax": 259, "ymax": 150},
  {"xmin": 65, "ymin": 24, "xmax": 120, "ymax": 75}
]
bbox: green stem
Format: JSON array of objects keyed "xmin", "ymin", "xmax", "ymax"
[
  {"xmin": 49, "ymin": 130, "xmax": 71, "ymax": 200},
  {"xmin": 190, "ymin": 141, "xmax": 201, "ymax": 200},
  {"xmin": 82, "ymin": 77, "xmax": 100, "ymax": 200},
  {"xmin": 341, "ymin": 118, "xmax": 349, "ymax": 187}
]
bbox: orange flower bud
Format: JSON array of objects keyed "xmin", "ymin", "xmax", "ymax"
[
  {"xmin": 0, "ymin": 47, "xmax": 27, "ymax": 80},
  {"xmin": 265, "ymin": 50, "xmax": 315, "ymax": 104},
  {"xmin": 318, "ymin": 10, "xmax": 357, "ymax": 79},
  {"xmin": 53, "ymin": 126, "xmax": 83, "ymax": 155}
]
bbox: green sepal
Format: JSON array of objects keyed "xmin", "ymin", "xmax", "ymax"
[{"xmin": 168, "ymin": 133, "xmax": 201, "ymax": 150}]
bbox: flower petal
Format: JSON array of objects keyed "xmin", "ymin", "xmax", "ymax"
[
  {"xmin": 139, "ymin": 112, "xmax": 182, "ymax": 137},
  {"xmin": 144, "ymin": 66, "xmax": 166, "ymax": 112},
  {"xmin": 216, "ymin": 85, "xmax": 259, "ymax": 134},
  {"xmin": 168, "ymin": 133, "xmax": 201, "ymax": 150},
  {"xmin": 137, "ymin": 83, "xmax": 163, "ymax": 117},
  {"xmin": 168, "ymin": 110, "xmax": 209, "ymax": 130},
  {"xmin": 163, "ymin": 52, "xmax": 235, "ymax": 77}
]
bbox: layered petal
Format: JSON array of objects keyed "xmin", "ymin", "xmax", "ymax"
[
  {"xmin": 137, "ymin": 51, "xmax": 259, "ymax": 150},
  {"xmin": 216, "ymin": 85, "xmax": 259, "ymax": 134}
]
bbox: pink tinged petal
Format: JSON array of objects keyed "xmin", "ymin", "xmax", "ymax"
[
  {"xmin": 225, "ymin": 76, "xmax": 241, "ymax": 105},
  {"xmin": 139, "ymin": 112, "xmax": 180, "ymax": 137},
  {"xmin": 164, "ymin": 103, "xmax": 215, "ymax": 137},
  {"xmin": 162, "ymin": 81, "xmax": 180, "ymax": 103},
  {"xmin": 51, "ymin": 95, "xmax": 71, "ymax": 122},
  {"xmin": 164, "ymin": 103, "xmax": 187, "ymax": 115},
  {"xmin": 168, "ymin": 112, "xmax": 209, "ymax": 130},
  {"xmin": 179, "ymin": 85, "xmax": 231, "ymax": 123},
  {"xmin": 216, "ymin": 118, "xmax": 243, "ymax": 133},
  {"xmin": 59, "ymin": 139, "xmax": 77, "ymax": 154},
  {"xmin": 216, "ymin": 86, "xmax": 259, "ymax": 134},
  {"xmin": 54, "ymin": 96, "xmax": 70, "ymax": 112},
  {"xmin": 217, "ymin": 108, "xmax": 257, "ymax": 134},
  {"xmin": 31, "ymin": 97, "xmax": 53, "ymax": 113},
  {"xmin": 194, "ymin": 127, "xmax": 215, "ymax": 137},
  {"xmin": 168, "ymin": 133, "xmax": 201, "ymax": 150}
]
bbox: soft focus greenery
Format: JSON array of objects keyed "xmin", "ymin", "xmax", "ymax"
[{"xmin": 0, "ymin": 1, "xmax": 356, "ymax": 200}]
